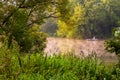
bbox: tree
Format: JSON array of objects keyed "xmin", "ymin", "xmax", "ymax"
[
  {"xmin": 106, "ymin": 22, "xmax": 120, "ymax": 55},
  {"xmin": 40, "ymin": 19, "xmax": 58, "ymax": 36},
  {"xmin": 56, "ymin": 1, "xmax": 86, "ymax": 38},
  {"xmin": 0, "ymin": 0, "xmax": 70, "ymax": 52},
  {"xmin": 105, "ymin": 26, "xmax": 120, "ymax": 66},
  {"xmin": 56, "ymin": 0, "xmax": 120, "ymax": 39}
]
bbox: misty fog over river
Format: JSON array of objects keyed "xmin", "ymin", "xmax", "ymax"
[{"xmin": 45, "ymin": 37, "xmax": 118, "ymax": 63}]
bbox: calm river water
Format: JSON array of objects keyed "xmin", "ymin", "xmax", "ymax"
[{"xmin": 44, "ymin": 37, "xmax": 118, "ymax": 63}]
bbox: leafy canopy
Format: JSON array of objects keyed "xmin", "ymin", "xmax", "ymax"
[{"xmin": 0, "ymin": 0, "xmax": 70, "ymax": 52}]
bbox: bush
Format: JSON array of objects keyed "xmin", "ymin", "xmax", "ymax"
[
  {"xmin": 105, "ymin": 27, "xmax": 120, "ymax": 64},
  {"xmin": 28, "ymin": 24, "xmax": 47, "ymax": 53},
  {"xmin": 0, "ymin": 49, "xmax": 120, "ymax": 80},
  {"xmin": 106, "ymin": 27, "xmax": 120, "ymax": 55},
  {"xmin": 0, "ymin": 10, "xmax": 47, "ymax": 53},
  {"xmin": 1, "ymin": 24, "xmax": 47, "ymax": 53}
]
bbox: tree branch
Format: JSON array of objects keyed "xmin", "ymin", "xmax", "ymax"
[
  {"xmin": 2, "ymin": 0, "xmax": 26, "ymax": 26},
  {"xmin": 27, "ymin": 12, "xmax": 59, "ymax": 26},
  {"xmin": 43, "ymin": 12, "xmax": 59, "ymax": 19}
]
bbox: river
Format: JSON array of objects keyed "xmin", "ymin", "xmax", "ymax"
[{"xmin": 44, "ymin": 37, "xmax": 118, "ymax": 63}]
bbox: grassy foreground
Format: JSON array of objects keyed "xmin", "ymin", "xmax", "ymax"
[{"xmin": 0, "ymin": 46, "xmax": 120, "ymax": 80}]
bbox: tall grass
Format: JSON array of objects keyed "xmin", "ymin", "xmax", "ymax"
[{"xmin": 0, "ymin": 46, "xmax": 120, "ymax": 80}]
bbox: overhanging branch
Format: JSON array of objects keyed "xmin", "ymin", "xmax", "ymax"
[{"xmin": 2, "ymin": 0, "xmax": 26, "ymax": 26}]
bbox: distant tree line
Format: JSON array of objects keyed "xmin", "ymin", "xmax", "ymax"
[{"xmin": 42, "ymin": 0, "xmax": 120, "ymax": 39}]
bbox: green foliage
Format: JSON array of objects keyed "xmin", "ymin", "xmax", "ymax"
[
  {"xmin": 56, "ymin": 0, "xmax": 120, "ymax": 39},
  {"xmin": 40, "ymin": 19, "xmax": 58, "ymax": 36},
  {"xmin": 77, "ymin": 0, "xmax": 117, "ymax": 38},
  {"xmin": 57, "ymin": 20, "xmax": 77, "ymax": 38},
  {"xmin": 57, "ymin": 2, "xmax": 85, "ymax": 38},
  {"xmin": 0, "ymin": 47, "xmax": 120, "ymax": 80},
  {"xmin": 28, "ymin": 24, "xmax": 47, "ymax": 52},
  {"xmin": 0, "ymin": 9, "xmax": 47, "ymax": 53},
  {"xmin": 0, "ymin": 43, "xmax": 20, "ymax": 79},
  {"xmin": 0, "ymin": 0, "xmax": 53, "ymax": 53},
  {"xmin": 106, "ymin": 27, "xmax": 120, "ymax": 55},
  {"xmin": 105, "ymin": 27, "xmax": 120, "ymax": 73}
]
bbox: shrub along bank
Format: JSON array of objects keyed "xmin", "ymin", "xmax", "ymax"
[{"xmin": 0, "ymin": 46, "xmax": 120, "ymax": 80}]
